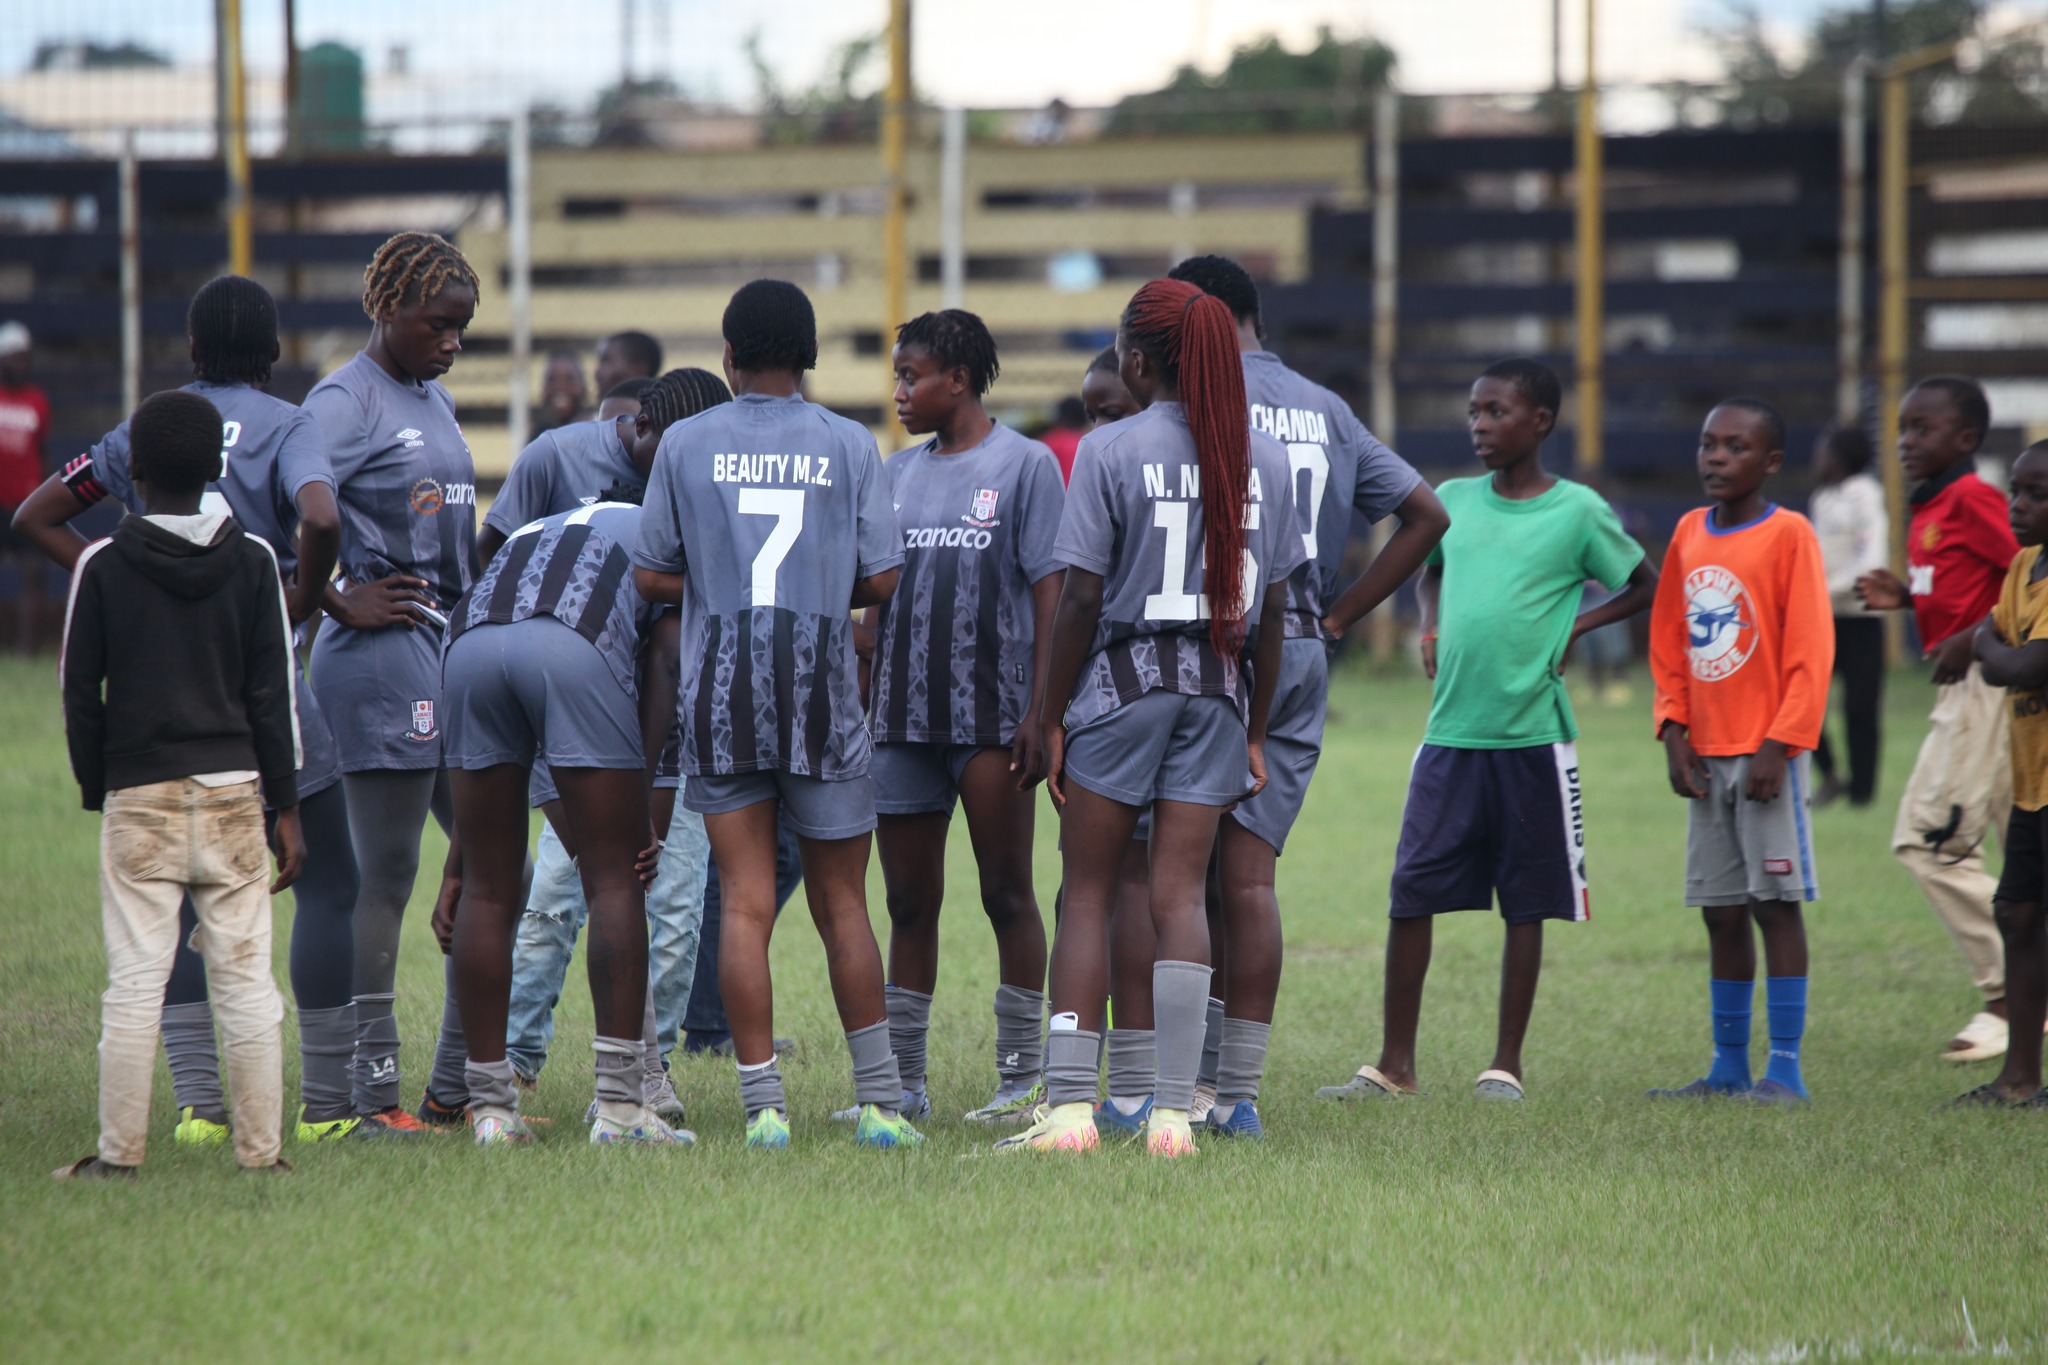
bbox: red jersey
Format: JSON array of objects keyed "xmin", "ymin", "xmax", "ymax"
[
  {"xmin": 1040, "ymin": 425, "xmax": 1082, "ymax": 484},
  {"xmin": 1908, "ymin": 467, "xmax": 2016, "ymax": 651},
  {"xmin": 0, "ymin": 380, "xmax": 49, "ymax": 508}
]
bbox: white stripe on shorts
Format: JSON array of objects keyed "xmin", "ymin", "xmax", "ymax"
[{"xmin": 1551, "ymin": 741, "xmax": 1591, "ymax": 921}]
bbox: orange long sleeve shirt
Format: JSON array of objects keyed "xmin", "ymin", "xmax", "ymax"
[{"xmin": 1651, "ymin": 504, "xmax": 1836, "ymax": 757}]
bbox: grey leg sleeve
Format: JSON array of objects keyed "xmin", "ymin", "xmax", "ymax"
[
  {"xmin": 160, "ymin": 1001, "xmax": 226, "ymax": 1119},
  {"xmin": 885, "ymin": 985, "xmax": 932, "ymax": 1094},
  {"xmin": 1104, "ymin": 1027, "xmax": 1155, "ymax": 1102},
  {"xmin": 1197, "ymin": 996, "xmax": 1225, "ymax": 1089},
  {"xmin": 1151, "ymin": 959, "xmax": 1213, "ymax": 1112},
  {"xmin": 993, "ymin": 984, "xmax": 1044, "ymax": 1086},
  {"xmin": 737, "ymin": 1056, "xmax": 787, "ymax": 1120},
  {"xmin": 464, "ymin": 1057, "xmax": 518, "ymax": 1113},
  {"xmin": 297, "ymin": 1002, "xmax": 356, "ymax": 1120},
  {"xmin": 847, "ymin": 1020, "xmax": 903, "ymax": 1109},
  {"xmin": 1216, "ymin": 1017, "xmax": 1273, "ymax": 1107},
  {"xmin": 1044, "ymin": 1029, "xmax": 1103, "ymax": 1108},
  {"xmin": 425, "ymin": 954, "xmax": 468, "ymax": 1108},
  {"xmin": 593, "ymin": 1035, "xmax": 643, "ymax": 1108},
  {"xmin": 351, "ymin": 992, "xmax": 400, "ymax": 1114}
]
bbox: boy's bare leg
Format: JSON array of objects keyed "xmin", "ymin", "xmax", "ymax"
[
  {"xmin": 1752, "ymin": 899, "xmax": 1808, "ymax": 978},
  {"xmin": 1489, "ymin": 920, "xmax": 1544, "ymax": 1082},
  {"xmin": 1702, "ymin": 903, "xmax": 1756, "ymax": 980},
  {"xmin": 1989, "ymin": 899, "xmax": 2045, "ymax": 1099},
  {"xmin": 1375, "ymin": 916, "xmax": 1433, "ymax": 1091}
]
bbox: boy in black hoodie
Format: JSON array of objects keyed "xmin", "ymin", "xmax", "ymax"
[{"xmin": 55, "ymin": 390, "xmax": 304, "ymax": 1178}]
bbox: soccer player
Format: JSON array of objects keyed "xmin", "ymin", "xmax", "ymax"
[
  {"xmin": 14, "ymin": 275, "xmax": 360, "ymax": 1143},
  {"xmin": 1648, "ymin": 398, "xmax": 1832, "ymax": 1105},
  {"xmin": 1001, "ymin": 276, "xmax": 1302, "ymax": 1158},
  {"xmin": 1856, "ymin": 378, "xmax": 2021, "ymax": 1063},
  {"xmin": 1317, "ymin": 359, "xmax": 1654, "ymax": 1105},
  {"xmin": 535, "ymin": 349, "xmax": 590, "ymax": 432},
  {"xmin": 1958, "ymin": 440, "xmax": 2048, "ymax": 1107},
  {"xmin": 305, "ymin": 231, "xmax": 480, "ymax": 1136},
  {"xmin": 595, "ymin": 330, "xmax": 663, "ymax": 397},
  {"xmin": 1080, "ymin": 346, "xmax": 1137, "ymax": 433},
  {"xmin": 435, "ymin": 500, "xmax": 689, "ymax": 1145},
  {"xmin": 633, "ymin": 279, "xmax": 921, "ymax": 1150},
  {"xmin": 853, "ymin": 309, "xmax": 1063, "ymax": 1125},
  {"xmin": 0, "ymin": 321, "xmax": 50, "ymax": 653},
  {"xmin": 54, "ymin": 389, "xmax": 303, "ymax": 1178}
]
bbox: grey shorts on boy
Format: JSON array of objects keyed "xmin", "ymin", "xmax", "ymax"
[
  {"xmin": 1063, "ymin": 689, "xmax": 1249, "ymax": 808},
  {"xmin": 1686, "ymin": 752, "xmax": 1820, "ymax": 906},
  {"xmin": 684, "ymin": 769, "xmax": 877, "ymax": 841}
]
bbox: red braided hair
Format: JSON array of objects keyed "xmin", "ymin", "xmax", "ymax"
[{"xmin": 1121, "ymin": 277, "xmax": 1251, "ymax": 661}]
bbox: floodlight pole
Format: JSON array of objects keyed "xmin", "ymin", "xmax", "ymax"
[
  {"xmin": 1368, "ymin": 86, "xmax": 1401, "ymax": 662},
  {"xmin": 508, "ymin": 106, "xmax": 534, "ymax": 456},
  {"xmin": 882, "ymin": 0, "xmax": 912, "ymax": 449},
  {"xmin": 940, "ymin": 106, "xmax": 966, "ymax": 311},
  {"xmin": 119, "ymin": 131, "xmax": 141, "ymax": 418},
  {"xmin": 218, "ymin": 0, "xmax": 252, "ymax": 277},
  {"xmin": 1837, "ymin": 60, "xmax": 1867, "ymax": 426},
  {"xmin": 1574, "ymin": 0, "xmax": 1603, "ymax": 477}
]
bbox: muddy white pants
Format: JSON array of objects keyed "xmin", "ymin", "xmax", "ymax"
[{"xmin": 97, "ymin": 778, "xmax": 283, "ymax": 1168}]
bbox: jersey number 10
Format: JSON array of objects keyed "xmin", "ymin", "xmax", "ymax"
[{"xmin": 197, "ymin": 420, "xmax": 245, "ymax": 520}]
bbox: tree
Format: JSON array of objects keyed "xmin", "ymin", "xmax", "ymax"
[{"xmin": 1105, "ymin": 27, "xmax": 1397, "ymax": 137}]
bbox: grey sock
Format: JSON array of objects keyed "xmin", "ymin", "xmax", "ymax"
[
  {"xmin": 1044, "ymin": 1028, "xmax": 1103, "ymax": 1107},
  {"xmin": 297, "ymin": 1003, "xmax": 356, "ymax": 1120},
  {"xmin": 160, "ymin": 1001, "xmax": 225, "ymax": 1119},
  {"xmin": 847, "ymin": 1019, "xmax": 903, "ymax": 1109},
  {"xmin": 425, "ymin": 957, "xmax": 469, "ymax": 1107},
  {"xmin": 1216, "ymin": 1017, "xmax": 1273, "ymax": 1106},
  {"xmin": 352, "ymin": 992, "xmax": 400, "ymax": 1113},
  {"xmin": 1197, "ymin": 996, "xmax": 1226, "ymax": 1089},
  {"xmin": 593, "ymin": 1036, "xmax": 643, "ymax": 1108},
  {"xmin": 1152, "ymin": 960, "xmax": 1213, "ymax": 1112},
  {"xmin": 1104, "ymin": 1027, "xmax": 1155, "ymax": 1103},
  {"xmin": 885, "ymin": 985, "xmax": 932, "ymax": 1094},
  {"xmin": 464, "ymin": 1057, "xmax": 518, "ymax": 1112},
  {"xmin": 993, "ymin": 984, "xmax": 1044, "ymax": 1086},
  {"xmin": 737, "ymin": 1055, "xmax": 786, "ymax": 1119},
  {"xmin": 640, "ymin": 987, "xmax": 664, "ymax": 1089}
]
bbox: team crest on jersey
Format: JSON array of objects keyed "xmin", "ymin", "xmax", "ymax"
[
  {"xmin": 1921, "ymin": 521, "xmax": 1942, "ymax": 552},
  {"xmin": 410, "ymin": 477, "xmax": 444, "ymax": 514},
  {"xmin": 964, "ymin": 488, "xmax": 1000, "ymax": 528},
  {"xmin": 1683, "ymin": 565, "xmax": 1758, "ymax": 681},
  {"xmin": 406, "ymin": 699, "xmax": 437, "ymax": 741}
]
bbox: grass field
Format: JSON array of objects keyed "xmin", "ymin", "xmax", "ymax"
[{"xmin": 2, "ymin": 652, "xmax": 2043, "ymax": 1362}]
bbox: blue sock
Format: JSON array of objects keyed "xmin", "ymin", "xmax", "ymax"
[
  {"xmin": 1763, "ymin": 976, "xmax": 1808, "ymax": 1097},
  {"xmin": 1707, "ymin": 978, "xmax": 1754, "ymax": 1091}
]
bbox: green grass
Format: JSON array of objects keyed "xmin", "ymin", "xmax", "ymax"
[{"xmin": 1, "ymin": 653, "xmax": 2041, "ymax": 1363}]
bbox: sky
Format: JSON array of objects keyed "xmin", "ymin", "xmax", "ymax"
[{"xmin": 8, "ymin": 0, "xmax": 2044, "ymax": 116}]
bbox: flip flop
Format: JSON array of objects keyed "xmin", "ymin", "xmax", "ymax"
[
  {"xmin": 1474, "ymin": 1069, "xmax": 1524, "ymax": 1102},
  {"xmin": 1950, "ymin": 1082, "xmax": 2048, "ymax": 1109},
  {"xmin": 1944, "ymin": 1011, "xmax": 2010, "ymax": 1064},
  {"xmin": 1314, "ymin": 1064, "xmax": 1417, "ymax": 1101}
]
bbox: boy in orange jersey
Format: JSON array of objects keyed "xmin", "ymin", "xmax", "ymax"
[{"xmin": 1648, "ymin": 398, "xmax": 1834, "ymax": 1105}]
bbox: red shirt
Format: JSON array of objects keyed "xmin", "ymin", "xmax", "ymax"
[
  {"xmin": 1908, "ymin": 468, "xmax": 2016, "ymax": 651},
  {"xmin": 1040, "ymin": 425, "xmax": 1082, "ymax": 484},
  {"xmin": 0, "ymin": 380, "xmax": 49, "ymax": 508}
]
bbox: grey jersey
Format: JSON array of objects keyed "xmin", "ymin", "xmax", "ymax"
[
  {"xmin": 1053, "ymin": 401, "xmax": 1306, "ymax": 728},
  {"xmin": 1242, "ymin": 351, "xmax": 1422, "ymax": 637},
  {"xmin": 75, "ymin": 380, "xmax": 332, "ymax": 580},
  {"xmin": 303, "ymin": 351, "xmax": 476, "ymax": 609},
  {"xmin": 450, "ymin": 502, "xmax": 652, "ymax": 699},
  {"xmin": 634, "ymin": 392, "xmax": 903, "ymax": 779},
  {"xmin": 484, "ymin": 419, "xmax": 645, "ymax": 537},
  {"xmin": 870, "ymin": 424, "xmax": 1065, "ymax": 746}
]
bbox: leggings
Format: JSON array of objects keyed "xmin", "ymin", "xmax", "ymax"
[
  {"xmin": 345, "ymin": 768, "xmax": 454, "ymax": 996},
  {"xmin": 160, "ymin": 781, "xmax": 359, "ymax": 1010}
]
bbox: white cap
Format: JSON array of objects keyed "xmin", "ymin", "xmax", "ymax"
[{"xmin": 0, "ymin": 322, "xmax": 27, "ymax": 357}]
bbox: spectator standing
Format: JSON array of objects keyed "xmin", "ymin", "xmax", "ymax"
[
  {"xmin": 1810, "ymin": 426, "xmax": 1889, "ymax": 806},
  {"xmin": 0, "ymin": 322, "xmax": 52, "ymax": 652}
]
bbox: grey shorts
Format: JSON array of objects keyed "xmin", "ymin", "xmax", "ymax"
[
  {"xmin": 1686, "ymin": 753, "xmax": 1820, "ymax": 906},
  {"xmin": 1064, "ymin": 689, "xmax": 1249, "ymax": 809},
  {"xmin": 872, "ymin": 741, "xmax": 1000, "ymax": 816},
  {"xmin": 684, "ymin": 768, "xmax": 876, "ymax": 841},
  {"xmin": 1226, "ymin": 638, "xmax": 1329, "ymax": 855},
  {"xmin": 441, "ymin": 615, "xmax": 642, "ymax": 774},
  {"xmin": 310, "ymin": 615, "xmax": 451, "ymax": 771},
  {"xmin": 291, "ymin": 661, "xmax": 342, "ymax": 803}
]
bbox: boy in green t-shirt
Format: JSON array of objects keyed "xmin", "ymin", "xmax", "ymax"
[{"xmin": 1318, "ymin": 358, "xmax": 1656, "ymax": 1103}]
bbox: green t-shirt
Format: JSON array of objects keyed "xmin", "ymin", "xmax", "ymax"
[{"xmin": 1423, "ymin": 475, "xmax": 1644, "ymax": 749}]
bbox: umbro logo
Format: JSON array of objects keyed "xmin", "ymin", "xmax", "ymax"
[{"xmin": 395, "ymin": 427, "xmax": 425, "ymax": 449}]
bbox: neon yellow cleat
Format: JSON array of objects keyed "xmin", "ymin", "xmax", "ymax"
[
  {"xmin": 994, "ymin": 1100, "xmax": 1100, "ymax": 1153},
  {"xmin": 1143, "ymin": 1107, "xmax": 1199, "ymax": 1158},
  {"xmin": 174, "ymin": 1106, "xmax": 229, "ymax": 1146},
  {"xmin": 294, "ymin": 1105, "xmax": 362, "ymax": 1143},
  {"xmin": 744, "ymin": 1108, "xmax": 791, "ymax": 1151}
]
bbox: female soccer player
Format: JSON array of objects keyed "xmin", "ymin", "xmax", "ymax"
[
  {"xmin": 634, "ymin": 279, "xmax": 920, "ymax": 1150},
  {"xmin": 306, "ymin": 232, "xmax": 480, "ymax": 1135},
  {"xmin": 435, "ymin": 500, "xmax": 687, "ymax": 1145},
  {"xmin": 1000, "ymin": 277, "xmax": 1302, "ymax": 1158},
  {"xmin": 852, "ymin": 309, "xmax": 1063, "ymax": 1125},
  {"xmin": 13, "ymin": 274, "xmax": 361, "ymax": 1141}
]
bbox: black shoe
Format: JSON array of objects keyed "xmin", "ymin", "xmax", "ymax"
[
  {"xmin": 52, "ymin": 1155, "xmax": 137, "ymax": 1181},
  {"xmin": 415, "ymin": 1093, "xmax": 469, "ymax": 1128}
]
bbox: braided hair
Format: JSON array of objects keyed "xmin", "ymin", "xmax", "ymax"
[
  {"xmin": 1167, "ymin": 254, "xmax": 1262, "ymax": 332},
  {"xmin": 361, "ymin": 231, "xmax": 480, "ymax": 322},
  {"xmin": 1121, "ymin": 277, "xmax": 1251, "ymax": 662},
  {"xmin": 722, "ymin": 279, "xmax": 818, "ymax": 375},
  {"xmin": 895, "ymin": 309, "xmax": 1000, "ymax": 397},
  {"xmin": 188, "ymin": 274, "xmax": 278, "ymax": 386},
  {"xmin": 640, "ymin": 367, "xmax": 732, "ymax": 433}
]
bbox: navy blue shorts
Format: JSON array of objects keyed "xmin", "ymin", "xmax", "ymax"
[{"xmin": 1388, "ymin": 742, "xmax": 1590, "ymax": 925}]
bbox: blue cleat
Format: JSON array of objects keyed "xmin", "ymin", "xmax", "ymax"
[
  {"xmin": 1744, "ymin": 1078, "xmax": 1810, "ymax": 1106},
  {"xmin": 852, "ymin": 1104, "xmax": 925, "ymax": 1149},
  {"xmin": 1093, "ymin": 1095, "xmax": 1151, "ymax": 1139},
  {"xmin": 1646, "ymin": 1077, "xmax": 1751, "ymax": 1100},
  {"xmin": 1204, "ymin": 1100, "xmax": 1264, "ymax": 1140}
]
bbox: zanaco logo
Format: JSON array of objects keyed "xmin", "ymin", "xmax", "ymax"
[
  {"xmin": 409, "ymin": 477, "xmax": 476, "ymax": 514},
  {"xmin": 1683, "ymin": 564, "xmax": 1758, "ymax": 681}
]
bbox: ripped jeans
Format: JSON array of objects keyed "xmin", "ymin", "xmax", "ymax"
[{"xmin": 504, "ymin": 802, "xmax": 709, "ymax": 1082}]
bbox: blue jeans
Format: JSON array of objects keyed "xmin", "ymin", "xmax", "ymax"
[
  {"xmin": 505, "ymin": 801, "xmax": 710, "ymax": 1082},
  {"xmin": 682, "ymin": 811, "xmax": 803, "ymax": 1051}
]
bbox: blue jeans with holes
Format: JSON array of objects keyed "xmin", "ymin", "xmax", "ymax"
[{"xmin": 504, "ymin": 802, "xmax": 709, "ymax": 1082}]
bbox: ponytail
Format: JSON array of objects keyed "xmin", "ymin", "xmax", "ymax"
[{"xmin": 1121, "ymin": 277, "xmax": 1251, "ymax": 661}]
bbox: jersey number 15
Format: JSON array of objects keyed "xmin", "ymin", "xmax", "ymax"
[{"xmin": 1143, "ymin": 498, "xmax": 1262, "ymax": 623}]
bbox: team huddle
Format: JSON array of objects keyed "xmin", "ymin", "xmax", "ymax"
[{"xmin": 29, "ymin": 229, "xmax": 2048, "ymax": 1177}]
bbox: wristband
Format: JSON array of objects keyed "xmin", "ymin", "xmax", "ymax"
[{"xmin": 1419, "ymin": 633, "xmax": 1438, "ymax": 643}]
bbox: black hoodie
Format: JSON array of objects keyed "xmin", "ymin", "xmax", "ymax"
[{"xmin": 61, "ymin": 513, "xmax": 300, "ymax": 812}]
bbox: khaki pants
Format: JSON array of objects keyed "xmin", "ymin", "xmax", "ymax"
[
  {"xmin": 97, "ymin": 778, "xmax": 283, "ymax": 1168},
  {"xmin": 1892, "ymin": 665, "xmax": 2012, "ymax": 1002}
]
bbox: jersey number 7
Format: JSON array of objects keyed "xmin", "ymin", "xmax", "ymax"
[
  {"xmin": 739, "ymin": 487, "xmax": 805, "ymax": 609},
  {"xmin": 1143, "ymin": 498, "xmax": 1262, "ymax": 623}
]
